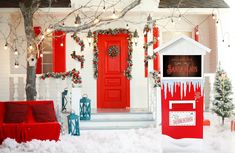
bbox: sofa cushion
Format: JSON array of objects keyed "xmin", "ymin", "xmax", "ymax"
[
  {"xmin": 32, "ymin": 103, "xmax": 57, "ymax": 122},
  {"xmin": 4, "ymin": 103, "xmax": 28, "ymax": 123}
]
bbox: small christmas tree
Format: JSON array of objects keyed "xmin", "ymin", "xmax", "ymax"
[{"xmin": 212, "ymin": 63, "xmax": 234, "ymax": 125}]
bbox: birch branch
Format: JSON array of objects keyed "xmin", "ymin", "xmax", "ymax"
[{"xmin": 53, "ymin": 0, "xmax": 141, "ymax": 33}]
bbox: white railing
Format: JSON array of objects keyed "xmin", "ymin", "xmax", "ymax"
[
  {"xmin": 148, "ymin": 74, "xmax": 161, "ymax": 126},
  {"xmin": 9, "ymin": 74, "xmax": 73, "ymax": 103}
]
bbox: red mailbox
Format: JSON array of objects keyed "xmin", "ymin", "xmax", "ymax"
[
  {"xmin": 155, "ymin": 35, "xmax": 211, "ymax": 139},
  {"xmin": 161, "ymin": 81, "xmax": 204, "ymax": 139}
]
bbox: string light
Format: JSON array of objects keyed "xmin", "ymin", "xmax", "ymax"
[
  {"xmin": 29, "ymin": 44, "xmax": 33, "ymax": 50},
  {"xmin": 14, "ymin": 61, "xmax": 19, "ymax": 68},
  {"xmin": 4, "ymin": 42, "xmax": 8, "ymax": 50},
  {"xmin": 178, "ymin": 14, "xmax": 182, "ymax": 21},
  {"xmin": 94, "ymin": 17, "xmax": 100, "ymax": 24},
  {"xmin": 14, "ymin": 48, "xmax": 18, "ymax": 55},
  {"xmin": 46, "ymin": 28, "xmax": 52, "ymax": 33},
  {"xmin": 126, "ymin": 24, "xmax": 129, "ymax": 29},
  {"xmin": 171, "ymin": 18, "xmax": 175, "ymax": 25},
  {"xmin": 41, "ymin": 34, "xmax": 45, "ymax": 39},
  {"xmin": 196, "ymin": 31, "xmax": 199, "ymax": 35},
  {"xmin": 212, "ymin": 13, "xmax": 216, "ymax": 20},
  {"xmin": 112, "ymin": 10, "xmax": 116, "ymax": 19},
  {"xmin": 40, "ymin": 53, "xmax": 43, "ymax": 57},
  {"xmin": 103, "ymin": 6, "xmax": 106, "ymax": 12},
  {"xmin": 60, "ymin": 43, "xmax": 64, "ymax": 47}
]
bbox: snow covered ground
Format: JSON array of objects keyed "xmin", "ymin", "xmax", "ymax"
[{"xmin": 0, "ymin": 113, "xmax": 235, "ymax": 153}]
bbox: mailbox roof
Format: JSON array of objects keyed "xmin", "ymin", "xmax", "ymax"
[{"xmin": 155, "ymin": 35, "xmax": 211, "ymax": 55}]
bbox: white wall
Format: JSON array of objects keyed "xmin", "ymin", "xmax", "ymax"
[
  {"xmin": 0, "ymin": 9, "xmax": 217, "ymax": 109},
  {"xmin": 0, "ymin": 14, "xmax": 10, "ymax": 100},
  {"xmin": 216, "ymin": 4, "xmax": 235, "ymax": 100}
]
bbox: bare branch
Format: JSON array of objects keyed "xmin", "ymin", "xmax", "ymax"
[{"xmin": 53, "ymin": 0, "xmax": 141, "ymax": 33}]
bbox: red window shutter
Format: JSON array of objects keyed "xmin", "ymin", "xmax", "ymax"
[
  {"xmin": 153, "ymin": 26, "xmax": 160, "ymax": 71},
  {"xmin": 144, "ymin": 34, "xmax": 148, "ymax": 77},
  {"xmin": 34, "ymin": 26, "xmax": 42, "ymax": 74},
  {"xmin": 52, "ymin": 31, "xmax": 66, "ymax": 72}
]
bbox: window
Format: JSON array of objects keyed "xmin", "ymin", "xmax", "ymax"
[{"xmin": 34, "ymin": 27, "xmax": 66, "ymax": 74}]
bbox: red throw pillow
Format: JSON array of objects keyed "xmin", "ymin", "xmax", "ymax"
[
  {"xmin": 4, "ymin": 103, "xmax": 28, "ymax": 123},
  {"xmin": 32, "ymin": 103, "xmax": 57, "ymax": 122}
]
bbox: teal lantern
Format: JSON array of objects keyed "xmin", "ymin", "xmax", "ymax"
[
  {"xmin": 80, "ymin": 95, "xmax": 91, "ymax": 120},
  {"xmin": 67, "ymin": 113, "xmax": 80, "ymax": 136}
]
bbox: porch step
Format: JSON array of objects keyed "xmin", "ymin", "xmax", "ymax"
[{"xmin": 80, "ymin": 112, "xmax": 155, "ymax": 130}]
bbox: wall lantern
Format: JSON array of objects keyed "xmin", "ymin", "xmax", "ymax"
[
  {"xmin": 74, "ymin": 14, "xmax": 81, "ymax": 27},
  {"xmin": 133, "ymin": 29, "xmax": 139, "ymax": 46},
  {"xmin": 87, "ymin": 30, "xmax": 93, "ymax": 46},
  {"xmin": 67, "ymin": 112, "xmax": 80, "ymax": 136}
]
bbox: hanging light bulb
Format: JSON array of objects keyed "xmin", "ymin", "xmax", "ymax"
[
  {"xmin": 14, "ymin": 48, "xmax": 18, "ymax": 55},
  {"xmin": 41, "ymin": 34, "xmax": 45, "ymax": 39},
  {"xmin": 126, "ymin": 24, "xmax": 129, "ymax": 30},
  {"xmin": 74, "ymin": 14, "xmax": 81, "ymax": 27},
  {"xmin": 29, "ymin": 44, "xmax": 33, "ymax": 50},
  {"xmin": 112, "ymin": 10, "xmax": 116, "ymax": 19},
  {"xmin": 14, "ymin": 61, "xmax": 19, "ymax": 68},
  {"xmin": 178, "ymin": 14, "xmax": 182, "ymax": 21},
  {"xmin": 157, "ymin": 36, "xmax": 160, "ymax": 41},
  {"xmin": 196, "ymin": 31, "xmax": 199, "ymax": 35},
  {"xmin": 87, "ymin": 30, "xmax": 93, "ymax": 46},
  {"xmin": 94, "ymin": 17, "xmax": 100, "ymax": 24},
  {"xmin": 4, "ymin": 42, "xmax": 8, "ymax": 50},
  {"xmin": 40, "ymin": 53, "xmax": 43, "ymax": 57},
  {"xmin": 171, "ymin": 18, "xmax": 175, "ymax": 25},
  {"xmin": 212, "ymin": 13, "xmax": 216, "ymax": 20},
  {"xmin": 46, "ymin": 28, "xmax": 52, "ymax": 33},
  {"xmin": 103, "ymin": 6, "xmax": 106, "ymax": 12},
  {"xmin": 60, "ymin": 43, "xmax": 64, "ymax": 47}
]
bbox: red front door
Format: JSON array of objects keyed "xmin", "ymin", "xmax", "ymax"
[{"xmin": 97, "ymin": 34, "xmax": 130, "ymax": 109}]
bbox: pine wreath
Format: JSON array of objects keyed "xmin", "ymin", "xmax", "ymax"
[{"xmin": 108, "ymin": 46, "xmax": 119, "ymax": 58}]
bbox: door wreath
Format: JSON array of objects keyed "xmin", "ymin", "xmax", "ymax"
[{"xmin": 108, "ymin": 46, "xmax": 119, "ymax": 58}]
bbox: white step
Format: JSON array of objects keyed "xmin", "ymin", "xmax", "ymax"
[
  {"xmin": 80, "ymin": 112, "xmax": 155, "ymax": 130},
  {"xmin": 90, "ymin": 112, "xmax": 154, "ymax": 121}
]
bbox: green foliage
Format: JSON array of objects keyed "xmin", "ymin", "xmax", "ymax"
[{"xmin": 212, "ymin": 64, "xmax": 234, "ymax": 124}]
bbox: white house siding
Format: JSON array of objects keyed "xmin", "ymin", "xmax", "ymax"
[
  {"xmin": 0, "ymin": 14, "xmax": 10, "ymax": 101},
  {"xmin": 0, "ymin": 9, "xmax": 218, "ymax": 110},
  {"xmin": 216, "ymin": 4, "xmax": 235, "ymax": 101}
]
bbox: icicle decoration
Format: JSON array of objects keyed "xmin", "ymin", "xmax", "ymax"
[{"xmin": 162, "ymin": 79, "xmax": 204, "ymax": 100}]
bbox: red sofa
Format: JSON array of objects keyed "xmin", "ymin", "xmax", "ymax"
[{"xmin": 0, "ymin": 100, "xmax": 60, "ymax": 144}]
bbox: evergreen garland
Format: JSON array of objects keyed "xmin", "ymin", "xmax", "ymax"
[
  {"xmin": 71, "ymin": 51, "xmax": 85, "ymax": 68},
  {"xmin": 150, "ymin": 71, "xmax": 161, "ymax": 88},
  {"xmin": 71, "ymin": 33, "xmax": 85, "ymax": 51},
  {"xmin": 92, "ymin": 28, "xmax": 133, "ymax": 79},
  {"xmin": 40, "ymin": 68, "xmax": 82, "ymax": 84},
  {"xmin": 212, "ymin": 64, "xmax": 234, "ymax": 125}
]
